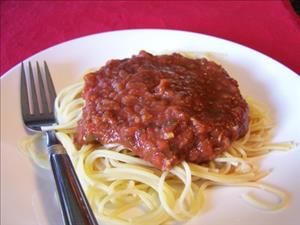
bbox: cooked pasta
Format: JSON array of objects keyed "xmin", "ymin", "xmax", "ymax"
[{"xmin": 18, "ymin": 80, "xmax": 296, "ymax": 225}]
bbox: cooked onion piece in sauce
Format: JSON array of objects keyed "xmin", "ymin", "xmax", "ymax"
[{"xmin": 23, "ymin": 52, "xmax": 295, "ymax": 225}]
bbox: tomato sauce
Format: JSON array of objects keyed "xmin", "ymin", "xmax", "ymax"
[{"xmin": 75, "ymin": 51, "xmax": 249, "ymax": 170}]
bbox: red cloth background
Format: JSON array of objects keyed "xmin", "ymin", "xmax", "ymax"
[{"xmin": 1, "ymin": 0, "xmax": 300, "ymax": 76}]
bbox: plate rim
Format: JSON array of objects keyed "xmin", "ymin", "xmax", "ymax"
[{"xmin": 1, "ymin": 28, "xmax": 299, "ymax": 80}]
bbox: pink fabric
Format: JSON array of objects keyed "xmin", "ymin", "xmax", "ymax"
[{"xmin": 1, "ymin": 0, "xmax": 300, "ymax": 75}]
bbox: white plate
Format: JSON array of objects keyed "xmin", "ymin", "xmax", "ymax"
[{"xmin": 1, "ymin": 29, "xmax": 300, "ymax": 225}]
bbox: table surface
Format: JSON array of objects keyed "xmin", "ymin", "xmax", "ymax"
[{"xmin": 1, "ymin": 0, "xmax": 300, "ymax": 76}]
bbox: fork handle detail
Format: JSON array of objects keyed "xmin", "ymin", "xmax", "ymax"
[{"xmin": 49, "ymin": 145, "xmax": 98, "ymax": 225}]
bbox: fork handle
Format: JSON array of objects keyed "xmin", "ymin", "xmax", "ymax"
[{"xmin": 49, "ymin": 144, "xmax": 98, "ymax": 225}]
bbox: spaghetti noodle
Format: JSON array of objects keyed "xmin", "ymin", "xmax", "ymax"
[{"xmin": 21, "ymin": 79, "xmax": 294, "ymax": 225}]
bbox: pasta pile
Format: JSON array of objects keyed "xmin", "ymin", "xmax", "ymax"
[{"xmin": 22, "ymin": 81, "xmax": 294, "ymax": 225}]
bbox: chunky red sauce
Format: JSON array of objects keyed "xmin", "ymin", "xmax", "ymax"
[{"xmin": 75, "ymin": 51, "xmax": 249, "ymax": 170}]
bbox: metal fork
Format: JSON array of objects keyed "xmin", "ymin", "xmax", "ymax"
[{"xmin": 20, "ymin": 62, "xmax": 98, "ymax": 225}]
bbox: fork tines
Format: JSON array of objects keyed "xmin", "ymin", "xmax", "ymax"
[{"xmin": 21, "ymin": 61, "xmax": 56, "ymax": 118}]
